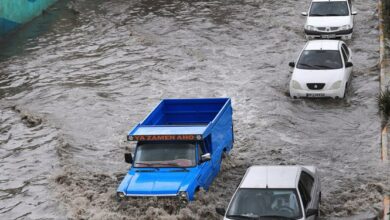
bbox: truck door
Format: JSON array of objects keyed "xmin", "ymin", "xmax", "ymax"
[{"xmin": 197, "ymin": 139, "xmax": 214, "ymax": 188}]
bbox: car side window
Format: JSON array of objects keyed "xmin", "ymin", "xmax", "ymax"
[
  {"xmin": 298, "ymin": 182, "xmax": 309, "ymax": 208},
  {"xmin": 300, "ymin": 171, "xmax": 314, "ymax": 195},
  {"xmin": 341, "ymin": 48, "xmax": 348, "ymax": 64},
  {"xmin": 342, "ymin": 44, "xmax": 350, "ymax": 57},
  {"xmin": 298, "ymin": 171, "xmax": 315, "ymax": 209}
]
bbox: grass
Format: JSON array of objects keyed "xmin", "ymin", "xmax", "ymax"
[{"xmin": 378, "ymin": 89, "xmax": 390, "ymax": 125}]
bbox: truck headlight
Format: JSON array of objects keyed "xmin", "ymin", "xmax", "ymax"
[
  {"xmin": 330, "ymin": 81, "xmax": 342, "ymax": 90},
  {"xmin": 291, "ymin": 80, "xmax": 302, "ymax": 90},
  {"xmin": 116, "ymin": 192, "xmax": 126, "ymax": 200},
  {"xmin": 178, "ymin": 191, "xmax": 187, "ymax": 199},
  {"xmin": 305, "ymin": 25, "xmax": 315, "ymax": 31},
  {"xmin": 178, "ymin": 191, "xmax": 188, "ymax": 205},
  {"xmin": 340, "ymin": 25, "xmax": 351, "ymax": 30}
]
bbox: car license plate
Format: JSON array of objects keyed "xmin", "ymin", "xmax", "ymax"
[
  {"xmin": 321, "ymin": 34, "xmax": 336, "ymax": 39},
  {"xmin": 306, "ymin": 93, "xmax": 325, "ymax": 97}
]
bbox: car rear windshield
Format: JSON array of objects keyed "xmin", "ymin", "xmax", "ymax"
[
  {"xmin": 297, "ymin": 50, "xmax": 342, "ymax": 70},
  {"xmin": 226, "ymin": 188, "xmax": 303, "ymax": 219},
  {"xmin": 134, "ymin": 141, "xmax": 196, "ymax": 168},
  {"xmin": 309, "ymin": 2, "xmax": 349, "ymax": 16}
]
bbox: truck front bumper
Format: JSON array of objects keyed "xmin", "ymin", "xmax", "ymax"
[
  {"xmin": 116, "ymin": 192, "xmax": 189, "ymax": 206},
  {"xmin": 304, "ymin": 28, "xmax": 353, "ymax": 40}
]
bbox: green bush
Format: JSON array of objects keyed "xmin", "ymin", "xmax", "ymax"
[{"xmin": 378, "ymin": 89, "xmax": 390, "ymax": 123}]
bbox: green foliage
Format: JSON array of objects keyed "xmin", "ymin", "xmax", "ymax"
[{"xmin": 378, "ymin": 89, "xmax": 390, "ymax": 123}]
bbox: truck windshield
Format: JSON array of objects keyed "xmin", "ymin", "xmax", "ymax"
[
  {"xmin": 226, "ymin": 188, "xmax": 302, "ymax": 219},
  {"xmin": 309, "ymin": 2, "xmax": 349, "ymax": 16},
  {"xmin": 134, "ymin": 142, "xmax": 196, "ymax": 168},
  {"xmin": 297, "ymin": 50, "xmax": 342, "ymax": 70}
]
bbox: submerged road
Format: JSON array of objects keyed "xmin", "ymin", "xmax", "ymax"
[{"xmin": 0, "ymin": 0, "xmax": 389, "ymax": 219}]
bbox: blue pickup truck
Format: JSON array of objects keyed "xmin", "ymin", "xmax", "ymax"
[{"xmin": 116, "ymin": 98, "xmax": 234, "ymax": 205}]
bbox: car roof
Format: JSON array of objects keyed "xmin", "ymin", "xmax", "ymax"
[
  {"xmin": 304, "ymin": 40, "xmax": 341, "ymax": 50},
  {"xmin": 240, "ymin": 166, "xmax": 302, "ymax": 189}
]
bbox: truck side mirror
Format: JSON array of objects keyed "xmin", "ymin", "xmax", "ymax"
[
  {"xmin": 289, "ymin": 61, "xmax": 295, "ymax": 68},
  {"xmin": 345, "ymin": 62, "xmax": 353, "ymax": 68},
  {"xmin": 124, "ymin": 153, "xmax": 133, "ymax": 164},
  {"xmin": 306, "ymin": 209, "xmax": 318, "ymax": 217},
  {"xmin": 301, "ymin": 12, "xmax": 308, "ymax": 16},
  {"xmin": 201, "ymin": 153, "xmax": 211, "ymax": 163},
  {"xmin": 215, "ymin": 207, "xmax": 226, "ymax": 216},
  {"xmin": 352, "ymin": 11, "xmax": 357, "ymax": 15}
]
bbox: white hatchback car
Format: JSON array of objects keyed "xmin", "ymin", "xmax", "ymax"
[
  {"xmin": 302, "ymin": 0, "xmax": 357, "ymax": 40},
  {"xmin": 289, "ymin": 40, "xmax": 353, "ymax": 99},
  {"xmin": 216, "ymin": 166, "xmax": 321, "ymax": 220}
]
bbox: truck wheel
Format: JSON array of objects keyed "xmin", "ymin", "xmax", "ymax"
[
  {"xmin": 115, "ymin": 194, "xmax": 123, "ymax": 203},
  {"xmin": 194, "ymin": 188, "xmax": 205, "ymax": 202}
]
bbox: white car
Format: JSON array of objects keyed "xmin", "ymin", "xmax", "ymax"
[
  {"xmin": 216, "ymin": 166, "xmax": 321, "ymax": 220},
  {"xmin": 302, "ymin": 0, "xmax": 357, "ymax": 40},
  {"xmin": 289, "ymin": 40, "xmax": 353, "ymax": 99}
]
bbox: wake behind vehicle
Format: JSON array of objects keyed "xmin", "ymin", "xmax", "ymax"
[
  {"xmin": 289, "ymin": 40, "xmax": 353, "ymax": 99},
  {"xmin": 117, "ymin": 98, "xmax": 234, "ymax": 205},
  {"xmin": 302, "ymin": 0, "xmax": 357, "ymax": 40},
  {"xmin": 216, "ymin": 166, "xmax": 321, "ymax": 220}
]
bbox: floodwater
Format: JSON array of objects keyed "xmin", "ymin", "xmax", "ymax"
[{"xmin": 0, "ymin": 0, "xmax": 389, "ymax": 219}]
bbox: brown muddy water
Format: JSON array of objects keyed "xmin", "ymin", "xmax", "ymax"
[{"xmin": 0, "ymin": 0, "xmax": 389, "ymax": 219}]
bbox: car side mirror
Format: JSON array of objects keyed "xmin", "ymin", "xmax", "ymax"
[
  {"xmin": 306, "ymin": 209, "xmax": 318, "ymax": 217},
  {"xmin": 201, "ymin": 153, "xmax": 211, "ymax": 162},
  {"xmin": 352, "ymin": 11, "xmax": 357, "ymax": 15},
  {"xmin": 124, "ymin": 153, "xmax": 133, "ymax": 164},
  {"xmin": 345, "ymin": 62, "xmax": 353, "ymax": 68},
  {"xmin": 289, "ymin": 61, "xmax": 295, "ymax": 68},
  {"xmin": 215, "ymin": 207, "xmax": 226, "ymax": 216},
  {"xmin": 301, "ymin": 12, "xmax": 308, "ymax": 16}
]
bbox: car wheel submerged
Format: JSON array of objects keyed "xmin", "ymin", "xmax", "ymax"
[
  {"xmin": 316, "ymin": 192, "xmax": 321, "ymax": 219},
  {"xmin": 342, "ymin": 83, "xmax": 348, "ymax": 99}
]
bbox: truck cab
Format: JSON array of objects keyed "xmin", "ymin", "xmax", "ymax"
[{"xmin": 117, "ymin": 98, "xmax": 234, "ymax": 205}]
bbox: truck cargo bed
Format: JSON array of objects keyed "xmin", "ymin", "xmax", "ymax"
[
  {"xmin": 128, "ymin": 98, "xmax": 231, "ymax": 139},
  {"xmin": 142, "ymin": 98, "xmax": 228, "ymax": 125}
]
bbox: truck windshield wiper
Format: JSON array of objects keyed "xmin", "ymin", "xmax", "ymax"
[
  {"xmin": 135, "ymin": 162, "xmax": 160, "ymax": 170},
  {"xmin": 136, "ymin": 162, "xmax": 188, "ymax": 170},
  {"xmin": 153, "ymin": 162, "xmax": 188, "ymax": 170}
]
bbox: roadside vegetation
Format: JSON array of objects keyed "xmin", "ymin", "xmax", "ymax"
[{"xmin": 378, "ymin": 89, "xmax": 390, "ymax": 126}]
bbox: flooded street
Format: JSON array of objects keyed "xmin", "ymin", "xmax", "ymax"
[{"xmin": 0, "ymin": 0, "xmax": 389, "ymax": 219}]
